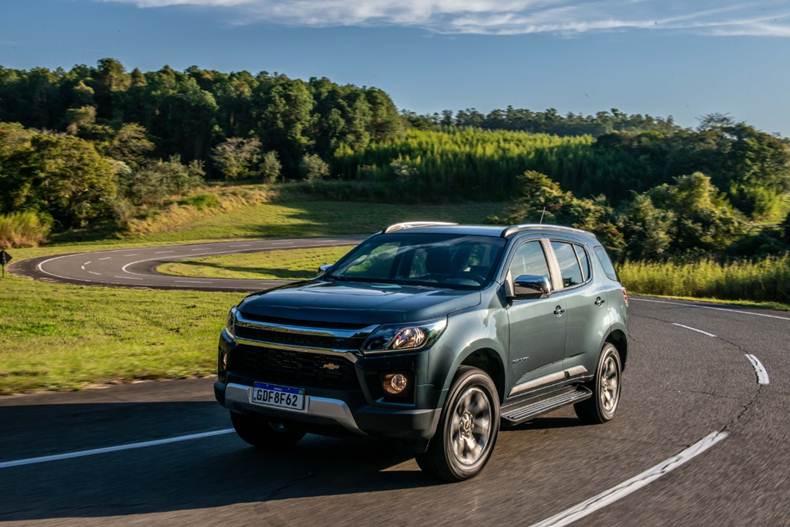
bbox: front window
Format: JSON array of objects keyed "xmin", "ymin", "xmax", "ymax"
[{"xmin": 329, "ymin": 233, "xmax": 507, "ymax": 289}]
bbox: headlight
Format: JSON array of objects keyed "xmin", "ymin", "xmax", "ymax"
[
  {"xmin": 363, "ymin": 318, "xmax": 447, "ymax": 353},
  {"xmin": 225, "ymin": 307, "xmax": 237, "ymax": 338}
]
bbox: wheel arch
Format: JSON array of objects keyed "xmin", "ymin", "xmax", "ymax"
[{"xmin": 603, "ymin": 327, "xmax": 628, "ymax": 370}]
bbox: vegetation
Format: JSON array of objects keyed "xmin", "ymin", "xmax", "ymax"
[
  {"xmin": 158, "ymin": 245, "xmax": 353, "ymax": 280},
  {"xmin": 619, "ymin": 256, "xmax": 790, "ymax": 304},
  {"xmin": 0, "ymin": 211, "xmax": 52, "ymax": 248},
  {"xmin": 0, "ymin": 272, "xmax": 241, "ymax": 394}
]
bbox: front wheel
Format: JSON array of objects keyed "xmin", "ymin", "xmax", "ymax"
[
  {"xmin": 416, "ymin": 366, "xmax": 500, "ymax": 482},
  {"xmin": 575, "ymin": 342, "xmax": 622, "ymax": 424},
  {"xmin": 230, "ymin": 411, "xmax": 306, "ymax": 449}
]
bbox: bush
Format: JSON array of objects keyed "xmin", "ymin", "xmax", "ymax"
[
  {"xmin": 211, "ymin": 137, "xmax": 261, "ymax": 180},
  {"xmin": 121, "ymin": 157, "xmax": 205, "ymax": 206},
  {"xmin": 0, "ymin": 211, "xmax": 52, "ymax": 248},
  {"xmin": 179, "ymin": 193, "xmax": 221, "ymax": 210},
  {"xmin": 260, "ymin": 150, "xmax": 282, "ymax": 183},
  {"xmin": 299, "ymin": 153, "xmax": 330, "ymax": 181},
  {"xmin": 618, "ymin": 256, "xmax": 790, "ymax": 304}
]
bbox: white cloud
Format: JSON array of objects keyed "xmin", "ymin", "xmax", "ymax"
[{"xmin": 103, "ymin": 0, "xmax": 790, "ymax": 37}]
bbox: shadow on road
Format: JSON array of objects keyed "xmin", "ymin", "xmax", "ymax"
[{"xmin": 0, "ymin": 399, "xmax": 583, "ymax": 522}]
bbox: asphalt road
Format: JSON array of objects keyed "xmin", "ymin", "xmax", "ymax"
[
  {"xmin": 11, "ymin": 236, "xmax": 364, "ymax": 291},
  {"xmin": 2, "ymin": 241, "xmax": 789, "ymax": 526}
]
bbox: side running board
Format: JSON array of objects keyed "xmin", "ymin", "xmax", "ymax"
[{"xmin": 501, "ymin": 386, "xmax": 592, "ymax": 425}]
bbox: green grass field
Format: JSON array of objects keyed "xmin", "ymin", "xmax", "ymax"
[{"xmin": 0, "ymin": 198, "xmax": 502, "ymax": 394}]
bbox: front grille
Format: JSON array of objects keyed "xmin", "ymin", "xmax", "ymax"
[
  {"xmin": 229, "ymin": 344, "xmax": 358, "ymax": 390},
  {"xmin": 238, "ymin": 312, "xmax": 371, "ymax": 330},
  {"xmin": 235, "ymin": 325, "xmax": 365, "ymax": 350}
]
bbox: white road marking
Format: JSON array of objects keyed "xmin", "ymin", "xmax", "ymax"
[
  {"xmin": 87, "ymin": 271, "xmax": 101, "ymax": 276},
  {"xmin": 0, "ymin": 429, "xmax": 235, "ymax": 469},
  {"xmin": 632, "ymin": 298, "xmax": 790, "ymax": 321},
  {"xmin": 114, "ymin": 275, "xmax": 143, "ymax": 280},
  {"xmin": 84, "ymin": 260, "xmax": 92, "ymax": 266},
  {"xmin": 154, "ymin": 250, "xmax": 174, "ymax": 254},
  {"xmin": 529, "ymin": 431, "xmax": 729, "ymax": 527},
  {"xmin": 80, "ymin": 265, "xmax": 85, "ymax": 271},
  {"xmin": 671, "ymin": 322, "xmax": 716, "ymax": 338},
  {"xmin": 175, "ymin": 279, "xmax": 211, "ymax": 284},
  {"xmin": 98, "ymin": 256, "xmax": 112, "ymax": 261},
  {"xmin": 744, "ymin": 354, "xmax": 770, "ymax": 385}
]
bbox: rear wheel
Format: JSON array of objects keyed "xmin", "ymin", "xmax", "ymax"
[
  {"xmin": 230, "ymin": 412, "xmax": 306, "ymax": 449},
  {"xmin": 575, "ymin": 342, "xmax": 622, "ymax": 424},
  {"xmin": 416, "ymin": 366, "xmax": 500, "ymax": 482}
]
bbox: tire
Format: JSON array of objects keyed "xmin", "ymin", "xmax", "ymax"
[
  {"xmin": 230, "ymin": 411, "xmax": 306, "ymax": 449},
  {"xmin": 416, "ymin": 366, "xmax": 500, "ymax": 482},
  {"xmin": 575, "ymin": 342, "xmax": 622, "ymax": 424}
]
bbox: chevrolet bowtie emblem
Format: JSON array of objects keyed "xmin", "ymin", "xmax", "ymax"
[{"xmin": 322, "ymin": 363, "xmax": 340, "ymax": 370}]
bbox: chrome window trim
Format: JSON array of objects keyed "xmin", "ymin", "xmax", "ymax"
[{"xmin": 547, "ymin": 239, "xmax": 594, "ymax": 292}]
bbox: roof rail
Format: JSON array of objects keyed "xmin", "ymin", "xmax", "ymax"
[
  {"xmin": 383, "ymin": 221, "xmax": 458, "ymax": 234},
  {"xmin": 500, "ymin": 223, "xmax": 590, "ymax": 238}
]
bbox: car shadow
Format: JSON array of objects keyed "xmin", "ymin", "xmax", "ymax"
[{"xmin": 0, "ymin": 400, "xmax": 583, "ymax": 521}]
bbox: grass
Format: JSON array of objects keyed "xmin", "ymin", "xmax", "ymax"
[
  {"xmin": 0, "ymin": 274, "xmax": 243, "ymax": 394},
  {"xmin": 159, "ymin": 246, "xmax": 354, "ymax": 280},
  {"xmin": 619, "ymin": 256, "xmax": 790, "ymax": 306},
  {"xmin": 1, "ymin": 196, "xmax": 503, "ymax": 394}
]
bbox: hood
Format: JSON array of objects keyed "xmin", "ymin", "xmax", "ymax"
[{"xmin": 238, "ymin": 279, "xmax": 481, "ymax": 325}]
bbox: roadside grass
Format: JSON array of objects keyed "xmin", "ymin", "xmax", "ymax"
[
  {"xmin": 158, "ymin": 246, "xmax": 354, "ymax": 280},
  {"xmin": 0, "ymin": 274, "xmax": 242, "ymax": 394},
  {"xmin": 619, "ymin": 256, "xmax": 790, "ymax": 306}
]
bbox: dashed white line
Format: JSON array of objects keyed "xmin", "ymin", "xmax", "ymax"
[
  {"xmin": 632, "ymin": 298, "xmax": 790, "ymax": 321},
  {"xmin": 671, "ymin": 322, "xmax": 716, "ymax": 338},
  {"xmin": 0, "ymin": 429, "xmax": 235, "ymax": 469},
  {"xmin": 114, "ymin": 275, "xmax": 143, "ymax": 280},
  {"xmin": 154, "ymin": 250, "xmax": 174, "ymax": 254},
  {"xmin": 83, "ymin": 260, "xmax": 92, "ymax": 266},
  {"xmin": 529, "ymin": 431, "xmax": 729, "ymax": 527},
  {"xmin": 98, "ymin": 256, "xmax": 112, "ymax": 261},
  {"xmin": 744, "ymin": 354, "xmax": 770, "ymax": 385},
  {"xmin": 87, "ymin": 271, "xmax": 102, "ymax": 276}
]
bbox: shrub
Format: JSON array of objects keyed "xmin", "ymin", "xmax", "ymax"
[
  {"xmin": 0, "ymin": 211, "xmax": 53, "ymax": 248},
  {"xmin": 211, "ymin": 137, "xmax": 261, "ymax": 180},
  {"xmin": 179, "ymin": 193, "xmax": 221, "ymax": 210},
  {"xmin": 299, "ymin": 153, "xmax": 330, "ymax": 181},
  {"xmin": 121, "ymin": 157, "xmax": 205, "ymax": 206},
  {"xmin": 260, "ymin": 150, "xmax": 282, "ymax": 183}
]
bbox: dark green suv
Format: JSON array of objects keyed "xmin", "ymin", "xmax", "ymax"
[{"xmin": 214, "ymin": 222, "xmax": 629, "ymax": 481}]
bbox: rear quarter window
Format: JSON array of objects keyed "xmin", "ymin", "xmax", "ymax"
[{"xmin": 593, "ymin": 246, "xmax": 618, "ymax": 281}]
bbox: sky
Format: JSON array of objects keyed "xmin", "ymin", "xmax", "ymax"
[{"xmin": 2, "ymin": 0, "xmax": 790, "ymax": 134}]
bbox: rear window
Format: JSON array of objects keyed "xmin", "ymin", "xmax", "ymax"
[
  {"xmin": 551, "ymin": 241, "xmax": 584, "ymax": 288},
  {"xmin": 593, "ymin": 246, "xmax": 618, "ymax": 281}
]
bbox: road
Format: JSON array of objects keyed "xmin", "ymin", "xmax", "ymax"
[
  {"xmin": 2, "ymin": 241, "xmax": 789, "ymax": 526},
  {"xmin": 11, "ymin": 237, "xmax": 364, "ymax": 291}
]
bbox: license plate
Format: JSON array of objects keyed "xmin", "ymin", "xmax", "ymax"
[{"xmin": 249, "ymin": 382, "xmax": 306, "ymax": 411}]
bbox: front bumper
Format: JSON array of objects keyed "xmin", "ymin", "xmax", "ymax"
[{"xmin": 215, "ymin": 330, "xmax": 442, "ymax": 445}]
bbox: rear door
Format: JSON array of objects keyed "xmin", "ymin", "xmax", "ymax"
[
  {"xmin": 546, "ymin": 240, "xmax": 604, "ymax": 377},
  {"xmin": 506, "ymin": 239, "xmax": 567, "ymax": 390}
]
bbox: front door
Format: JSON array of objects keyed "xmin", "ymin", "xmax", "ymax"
[{"xmin": 506, "ymin": 239, "xmax": 567, "ymax": 391}]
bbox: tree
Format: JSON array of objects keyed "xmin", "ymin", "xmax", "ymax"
[
  {"xmin": 106, "ymin": 123, "xmax": 155, "ymax": 169},
  {"xmin": 121, "ymin": 156, "xmax": 204, "ymax": 206},
  {"xmin": 646, "ymin": 172, "xmax": 744, "ymax": 254},
  {"xmin": 211, "ymin": 137, "xmax": 262, "ymax": 180},
  {"xmin": 64, "ymin": 106, "xmax": 96, "ymax": 135},
  {"xmin": 299, "ymin": 153, "xmax": 330, "ymax": 181},
  {"xmin": 260, "ymin": 150, "xmax": 281, "ymax": 183},
  {"xmin": 618, "ymin": 194, "xmax": 674, "ymax": 260}
]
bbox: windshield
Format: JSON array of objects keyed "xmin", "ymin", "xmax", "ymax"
[{"xmin": 328, "ymin": 233, "xmax": 507, "ymax": 289}]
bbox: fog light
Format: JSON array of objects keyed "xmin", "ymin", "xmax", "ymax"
[{"xmin": 383, "ymin": 373, "xmax": 408, "ymax": 395}]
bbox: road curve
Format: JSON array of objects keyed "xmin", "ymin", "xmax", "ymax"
[
  {"xmin": 3, "ymin": 239, "xmax": 789, "ymax": 526},
  {"xmin": 10, "ymin": 236, "xmax": 365, "ymax": 292}
]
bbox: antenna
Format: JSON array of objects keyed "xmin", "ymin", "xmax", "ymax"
[{"xmin": 539, "ymin": 207, "xmax": 546, "ymax": 224}]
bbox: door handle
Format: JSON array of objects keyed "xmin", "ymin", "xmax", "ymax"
[
  {"xmin": 594, "ymin": 296, "xmax": 605, "ymax": 306},
  {"xmin": 554, "ymin": 305, "xmax": 565, "ymax": 316}
]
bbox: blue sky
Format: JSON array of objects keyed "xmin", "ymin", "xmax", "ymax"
[{"xmin": 2, "ymin": 0, "xmax": 790, "ymax": 134}]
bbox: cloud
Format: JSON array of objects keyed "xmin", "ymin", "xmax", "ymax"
[{"xmin": 103, "ymin": 0, "xmax": 790, "ymax": 37}]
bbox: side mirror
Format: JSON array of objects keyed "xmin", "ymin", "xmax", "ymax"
[
  {"xmin": 318, "ymin": 264, "xmax": 333, "ymax": 274},
  {"xmin": 512, "ymin": 274, "xmax": 551, "ymax": 299}
]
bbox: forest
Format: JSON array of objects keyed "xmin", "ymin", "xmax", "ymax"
[{"xmin": 1, "ymin": 59, "xmax": 790, "ymax": 269}]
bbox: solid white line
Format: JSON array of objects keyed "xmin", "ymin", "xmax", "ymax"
[
  {"xmin": 529, "ymin": 431, "xmax": 729, "ymax": 527},
  {"xmin": 175, "ymin": 279, "xmax": 211, "ymax": 284},
  {"xmin": 671, "ymin": 322, "xmax": 716, "ymax": 338},
  {"xmin": 114, "ymin": 275, "xmax": 143, "ymax": 280},
  {"xmin": 744, "ymin": 354, "xmax": 770, "ymax": 385},
  {"xmin": 632, "ymin": 298, "xmax": 790, "ymax": 321},
  {"xmin": 0, "ymin": 429, "xmax": 235, "ymax": 469}
]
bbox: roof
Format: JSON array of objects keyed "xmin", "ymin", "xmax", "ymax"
[{"xmin": 380, "ymin": 222, "xmax": 598, "ymax": 241}]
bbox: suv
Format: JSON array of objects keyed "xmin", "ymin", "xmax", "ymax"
[{"xmin": 214, "ymin": 222, "xmax": 628, "ymax": 481}]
